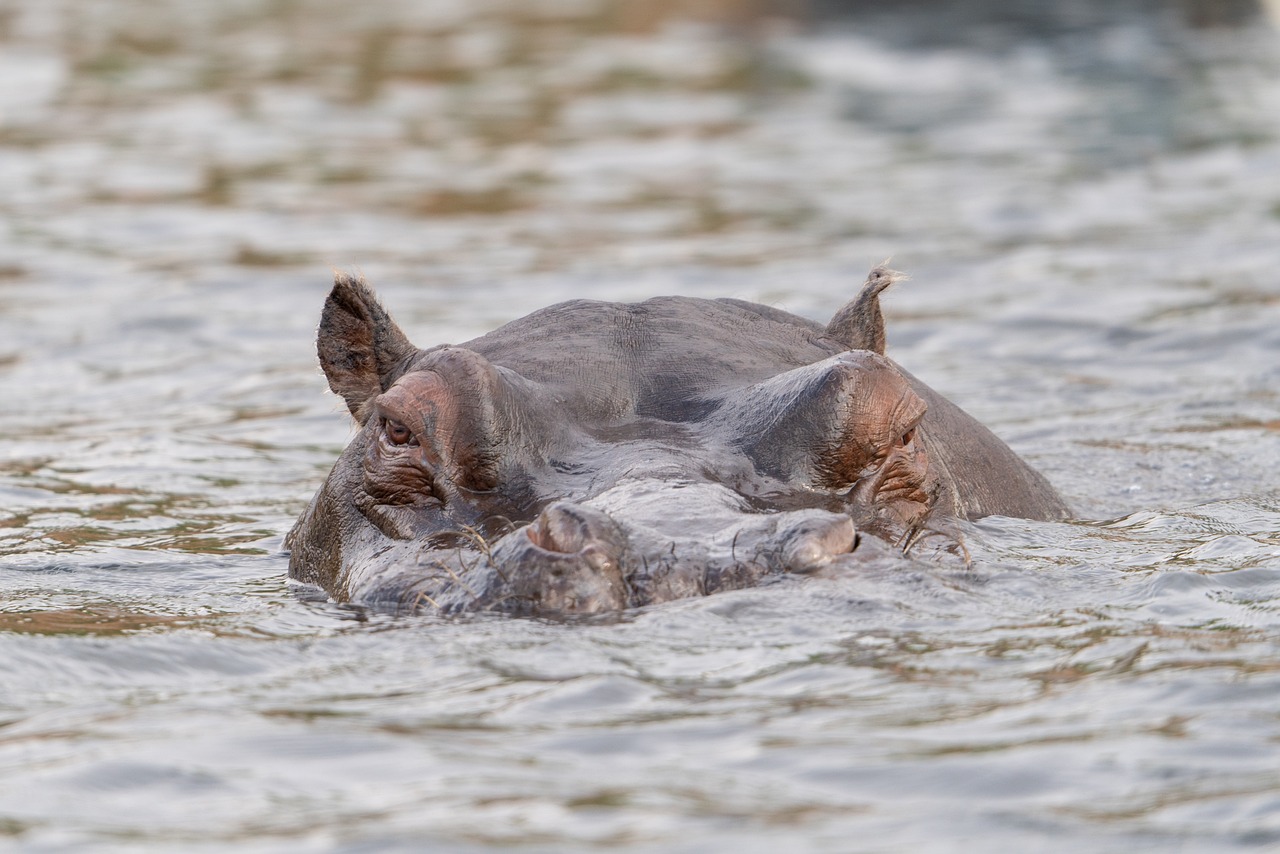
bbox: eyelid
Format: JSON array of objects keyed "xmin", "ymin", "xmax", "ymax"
[
  {"xmin": 900, "ymin": 412, "xmax": 924, "ymax": 444},
  {"xmin": 889, "ymin": 398, "xmax": 926, "ymax": 445}
]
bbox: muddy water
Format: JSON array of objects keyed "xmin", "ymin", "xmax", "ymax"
[{"xmin": 2, "ymin": 1, "xmax": 1280, "ymax": 850}]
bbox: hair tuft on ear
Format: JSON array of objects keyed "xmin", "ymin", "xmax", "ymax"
[
  {"xmin": 824, "ymin": 265, "xmax": 907, "ymax": 355},
  {"xmin": 317, "ymin": 272, "xmax": 418, "ymax": 421}
]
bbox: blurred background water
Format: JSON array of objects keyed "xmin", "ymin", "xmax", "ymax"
[{"xmin": 2, "ymin": 1, "xmax": 1280, "ymax": 850}]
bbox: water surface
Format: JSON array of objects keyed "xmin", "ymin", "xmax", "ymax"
[{"xmin": 2, "ymin": 1, "xmax": 1280, "ymax": 850}]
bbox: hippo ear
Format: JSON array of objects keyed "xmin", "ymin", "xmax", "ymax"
[
  {"xmin": 317, "ymin": 273, "xmax": 418, "ymax": 423},
  {"xmin": 824, "ymin": 265, "xmax": 906, "ymax": 355}
]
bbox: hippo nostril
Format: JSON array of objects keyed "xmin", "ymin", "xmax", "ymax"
[
  {"xmin": 779, "ymin": 513, "xmax": 857, "ymax": 574},
  {"xmin": 491, "ymin": 501, "xmax": 630, "ymax": 615},
  {"xmin": 524, "ymin": 502, "xmax": 623, "ymax": 557},
  {"xmin": 526, "ymin": 509, "xmax": 583, "ymax": 554},
  {"xmin": 524, "ymin": 518, "xmax": 563, "ymax": 553}
]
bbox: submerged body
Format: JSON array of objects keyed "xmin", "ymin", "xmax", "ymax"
[{"xmin": 288, "ymin": 268, "xmax": 1069, "ymax": 614}]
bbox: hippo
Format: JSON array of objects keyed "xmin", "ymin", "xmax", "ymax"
[{"xmin": 287, "ymin": 267, "xmax": 1069, "ymax": 615}]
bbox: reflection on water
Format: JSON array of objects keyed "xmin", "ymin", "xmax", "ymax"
[{"xmin": 2, "ymin": 0, "xmax": 1280, "ymax": 850}]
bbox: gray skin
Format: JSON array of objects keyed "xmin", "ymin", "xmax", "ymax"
[{"xmin": 287, "ymin": 266, "xmax": 1069, "ymax": 615}]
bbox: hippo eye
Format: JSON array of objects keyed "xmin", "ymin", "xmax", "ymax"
[
  {"xmin": 384, "ymin": 418, "xmax": 416, "ymax": 447},
  {"xmin": 899, "ymin": 426, "xmax": 916, "ymax": 448}
]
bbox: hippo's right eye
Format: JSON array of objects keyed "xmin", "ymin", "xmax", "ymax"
[{"xmin": 384, "ymin": 418, "xmax": 417, "ymax": 447}]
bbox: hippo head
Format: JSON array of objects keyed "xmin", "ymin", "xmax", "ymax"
[{"xmin": 287, "ymin": 268, "xmax": 1068, "ymax": 616}]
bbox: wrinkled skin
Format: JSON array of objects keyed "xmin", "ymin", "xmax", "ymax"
[{"xmin": 287, "ymin": 267, "xmax": 1069, "ymax": 615}]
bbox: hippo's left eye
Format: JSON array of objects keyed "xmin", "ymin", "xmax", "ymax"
[
  {"xmin": 899, "ymin": 426, "xmax": 916, "ymax": 448},
  {"xmin": 384, "ymin": 419, "xmax": 417, "ymax": 447}
]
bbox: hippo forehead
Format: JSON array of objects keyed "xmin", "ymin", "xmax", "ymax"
[{"xmin": 456, "ymin": 296, "xmax": 839, "ymax": 418}]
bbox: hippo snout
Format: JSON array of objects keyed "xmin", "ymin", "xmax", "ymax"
[{"xmin": 488, "ymin": 500, "xmax": 862, "ymax": 613}]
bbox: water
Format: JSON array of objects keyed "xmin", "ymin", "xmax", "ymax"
[{"xmin": 2, "ymin": 1, "xmax": 1280, "ymax": 850}]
